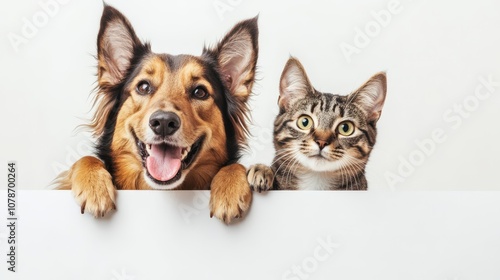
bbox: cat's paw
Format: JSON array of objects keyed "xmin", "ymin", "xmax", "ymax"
[
  {"xmin": 210, "ymin": 164, "xmax": 252, "ymax": 224},
  {"xmin": 68, "ymin": 156, "xmax": 117, "ymax": 218},
  {"xmin": 247, "ymin": 164, "xmax": 274, "ymax": 192}
]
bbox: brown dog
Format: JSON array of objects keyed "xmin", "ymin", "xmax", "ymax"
[{"xmin": 57, "ymin": 5, "xmax": 258, "ymax": 224}]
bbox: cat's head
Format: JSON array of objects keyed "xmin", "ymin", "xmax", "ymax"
[{"xmin": 274, "ymin": 57, "xmax": 387, "ymax": 173}]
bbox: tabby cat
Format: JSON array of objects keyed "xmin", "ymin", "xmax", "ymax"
[{"xmin": 247, "ymin": 57, "xmax": 387, "ymax": 190}]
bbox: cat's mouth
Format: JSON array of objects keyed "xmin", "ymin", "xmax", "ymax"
[
  {"xmin": 298, "ymin": 152, "xmax": 345, "ymax": 173},
  {"xmin": 302, "ymin": 148, "xmax": 346, "ymax": 166},
  {"xmin": 312, "ymin": 154, "xmax": 327, "ymax": 159},
  {"xmin": 309, "ymin": 150, "xmax": 336, "ymax": 160},
  {"xmin": 310, "ymin": 154, "xmax": 337, "ymax": 163}
]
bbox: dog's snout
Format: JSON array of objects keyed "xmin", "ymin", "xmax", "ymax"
[{"xmin": 149, "ymin": 111, "xmax": 181, "ymax": 137}]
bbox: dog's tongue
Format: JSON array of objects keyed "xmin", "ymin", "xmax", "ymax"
[{"xmin": 146, "ymin": 144, "xmax": 182, "ymax": 182}]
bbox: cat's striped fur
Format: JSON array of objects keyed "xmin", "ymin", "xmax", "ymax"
[{"xmin": 247, "ymin": 57, "xmax": 386, "ymax": 190}]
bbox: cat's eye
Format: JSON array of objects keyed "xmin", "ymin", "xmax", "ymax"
[
  {"xmin": 297, "ymin": 115, "xmax": 313, "ymax": 130},
  {"xmin": 337, "ymin": 121, "xmax": 355, "ymax": 136}
]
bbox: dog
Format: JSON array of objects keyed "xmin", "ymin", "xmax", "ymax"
[{"xmin": 57, "ymin": 5, "xmax": 259, "ymax": 224}]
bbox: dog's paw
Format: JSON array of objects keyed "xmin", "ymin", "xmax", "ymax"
[
  {"xmin": 210, "ymin": 164, "xmax": 252, "ymax": 224},
  {"xmin": 68, "ymin": 156, "xmax": 117, "ymax": 218},
  {"xmin": 247, "ymin": 164, "xmax": 274, "ymax": 193}
]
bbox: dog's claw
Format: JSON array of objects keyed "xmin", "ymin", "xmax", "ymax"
[
  {"xmin": 210, "ymin": 211, "xmax": 213, "ymax": 218},
  {"xmin": 112, "ymin": 202, "xmax": 117, "ymax": 210},
  {"xmin": 80, "ymin": 201, "xmax": 86, "ymax": 214}
]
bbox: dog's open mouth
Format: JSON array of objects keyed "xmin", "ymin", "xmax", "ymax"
[{"xmin": 136, "ymin": 136, "xmax": 204, "ymax": 185}]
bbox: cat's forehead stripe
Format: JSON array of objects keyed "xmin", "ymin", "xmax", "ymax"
[
  {"xmin": 332, "ymin": 103, "xmax": 338, "ymax": 114},
  {"xmin": 310, "ymin": 102, "xmax": 317, "ymax": 114},
  {"xmin": 324, "ymin": 96, "xmax": 329, "ymax": 111}
]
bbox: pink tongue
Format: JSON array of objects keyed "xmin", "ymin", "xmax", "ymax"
[{"xmin": 146, "ymin": 144, "xmax": 182, "ymax": 182}]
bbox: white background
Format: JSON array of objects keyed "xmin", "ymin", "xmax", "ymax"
[
  {"xmin": 0, "ymin": 0, "xmax": 499, "ymax": 190},
  {"xmin": 1, "ymin": 1, "xmax": 500, "ymax": 279}
]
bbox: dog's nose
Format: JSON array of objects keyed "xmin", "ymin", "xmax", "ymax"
[{"xmin": 149, "ymin": 111, "xmax": 181, "ymax": 137}]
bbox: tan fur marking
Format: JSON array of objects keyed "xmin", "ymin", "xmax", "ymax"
[
  {"xmin": 58, "ymin": 156, "xmax": 116, "ymax": 217},
  {"xmin": 210, "ymin": 163, "xmax": 252, "ymax": 224}
]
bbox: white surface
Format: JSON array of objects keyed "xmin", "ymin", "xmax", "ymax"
[
  {"xmin": 0, "ymin": 0, "xmax": 499, "ymax": 190},
  {"xmin": 0, "ymin": 190, "xmax": 499, "ymax": 279}
]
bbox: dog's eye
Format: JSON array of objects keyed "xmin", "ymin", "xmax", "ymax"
[
  {"xmin": 136, "ymin": 81, "xmax": 153, "ymax": 95},
  {"xmin": 192, "ymin": 86, "xmax": 209, "ymax": 100}
]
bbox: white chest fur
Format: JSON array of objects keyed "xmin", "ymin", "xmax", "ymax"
[{"xmin": 296, "ymin": 172, "xmax": 337, "ymax": 190}]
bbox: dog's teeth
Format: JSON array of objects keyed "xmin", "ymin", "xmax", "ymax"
[{"xmin": 181, "ymin": 148, "xmax": 188, "ymax": 160}]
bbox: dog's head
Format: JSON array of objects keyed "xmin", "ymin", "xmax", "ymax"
[{"xmin": 91, "ymin": 5, "xmax": 258, "ymax": 190}]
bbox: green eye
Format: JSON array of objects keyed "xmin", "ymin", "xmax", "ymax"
[
  {"xmin": 337, "ymin": 121, "xmax": 355, "ymax": 136},
  {"xmin": 297, "ymin": 115, "xmax": 313, "ymax": 130}
]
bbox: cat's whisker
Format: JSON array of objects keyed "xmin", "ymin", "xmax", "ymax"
[
  {"xmin": 344, "ymin": 154, "xmax": 366, "ymax": 172},
  {"xmin": 274, "ymin": 155, "xmax": 300, "ymax": 188},
  {"xmin": 342, "ymin": 154, "xmax": 367, "ymax": 190},
  {"xmin": 272, "ymin": 148, "xmax": 296, "ymax": 160},
  {"xmin": 348, "ymin": 165, "xmax": 359, "ymax": 190},
  {"xmin": 271, "ymin": 149, "xmax": 296, "ymax": 166},
  {"xmin": 280, "ymin": 160, "xmax": 293, "ymax": 187},
  {"xmin": 284, "ymin": 158, "xmax": 299, "ymax": 187},
  {"xmin": 338, "ymin": 162, "xmax": 346, "ymax": 190},
  {"xmin": 272, "ymin": 150, "xmax": 296, "ymax": 165},
  {"xmin": 339, "ymin": 161, "xmax": 352, "ymax": 190},
  {"xmin": 287, "ymin": 159, "xmax": 301, "ymax": 186},
  {"xmin": 337, "ymin": 157, "xmax": 351, "ymax": 189},
  {"xmin": 274, "ymin": 154, "xmax": 296, "ymax": 175}
]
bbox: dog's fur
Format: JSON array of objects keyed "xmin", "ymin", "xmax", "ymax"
[{"xmin": 57, "ymin": 5, "xmax": 258, "ymax": 224}]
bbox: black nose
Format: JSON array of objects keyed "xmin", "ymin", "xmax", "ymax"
[{"xmin": 149, "ymin": 111, "xmax": 181, "ymax": 137}]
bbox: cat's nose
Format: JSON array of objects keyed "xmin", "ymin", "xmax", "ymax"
[{"xmin": 315, "ymin": 140, "xmax": 330, "ymax": 150}]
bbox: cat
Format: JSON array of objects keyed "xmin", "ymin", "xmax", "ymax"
[{"xmin": 247, "ymin": 57, "xmax": 387, "ymax": 190}]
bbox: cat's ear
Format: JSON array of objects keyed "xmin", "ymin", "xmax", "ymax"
[
  {"xmin": 349, "ymin": 72, "xmax": 387, "ymax": 122},
  {"xmin": 97, "ymin": 5, "xmax": 145, "ymax": 88},
  {"xmin": 279, "ymin": 57, "xmax": 315, "ymax": 109}
]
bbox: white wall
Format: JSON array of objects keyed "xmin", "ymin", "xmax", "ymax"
[{"xmin": 0, "ymin": 0, "xmax": 499, "ymax": 190}]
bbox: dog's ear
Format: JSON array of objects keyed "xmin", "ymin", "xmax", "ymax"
[
  {"xmin": 97, "ymin": 5, "xmax": 143, "ymax": 88},
  {"xmin": 91, "ymin": 5, "xmax": 148, "ymax": 136},
  {"xmin": 348, "ymin": 72, "xmax": 387, "ymax": 123},
  {"xmin": 203, "ymin": 17, "xmax": 259, "ymax": 149},
  {"xmin": 278, "ymin": 57, "xmax": 315, "ymax": 110},
  {"xmin": 206, "ymin": 17, "xmax": 259, "ymax": 101}
]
